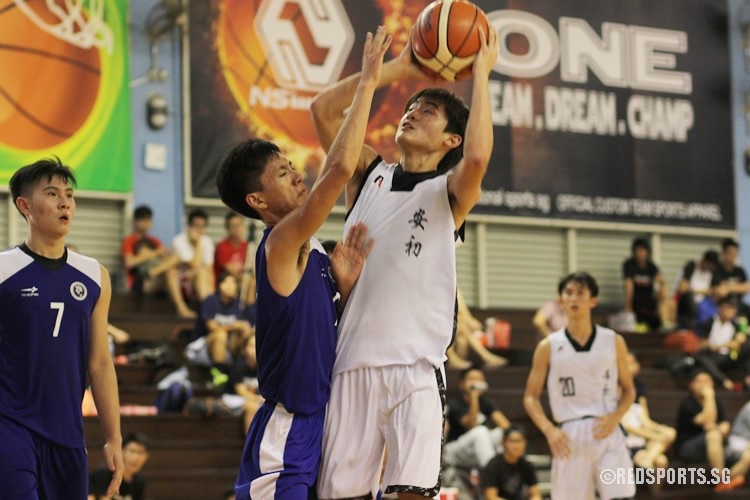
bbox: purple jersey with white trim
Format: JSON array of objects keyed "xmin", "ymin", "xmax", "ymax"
[
  {"xmin": 0, "ymin": 246, "xmax": 100, "ymax": 447},
  {"xmin": 254, "ymin": 228, "xmax": 338, "ymax": 415}
]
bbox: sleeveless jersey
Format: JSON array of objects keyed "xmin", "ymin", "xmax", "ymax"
[
  {"xmin": 335, "ymin": 159, "xmax": 458, "ymax": 374},
  {"xmin": 0, "ymin": 246, "xmax": 101, "ymax": 447},
  {"xmin": 546, "ymin": 326, "xmax": 619, "ymax": 423},
  {"xmin": 254, "ymin": 229, "xmax": 338, "ymax": 415}
]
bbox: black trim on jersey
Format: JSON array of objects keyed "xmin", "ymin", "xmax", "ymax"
[
  {"xmin": 390, "ymin": 163, "xmax": 441, "ymax": 192},
  {"xmin": 345, "ymin": 157, "xmax": 467, "ymax": 241},
  {"xmin": 345, "ymin": 156, "xmax": 382, "ymax": 221},
  {"xmin": 18, "ymin": 243, "xmax": 67, "ymax": 271},
  {"xmin": 564, "ymin": 325, "xmax": 597, "ymax": 352}
]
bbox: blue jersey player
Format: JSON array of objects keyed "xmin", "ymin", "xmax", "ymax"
[
  {"xmin": 215, "ymin": 26, "xmax": 391, "ymax": 500},
  {"xmin": 0, "ymin": 158, "xmax": 123, "ymax": 499}
]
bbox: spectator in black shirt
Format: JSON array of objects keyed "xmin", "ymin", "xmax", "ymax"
[
  {"xmin": 622, "ymin": 237, "xmax": 674, "ymax": 331},
  {"xmin": 481, "ymin": 425, "xmax": 541, "ymax": 500},
  {"xmin": 444, "ymin": 367, "xmax": 511, "ymax": 470},
  {"xmin": 675, "ymin": 369, "xmax": 730, "ymax": 470},
  {"xmin": 89, "ymin": 432, "xmax": 150, "ymax": 500},
  {"xmin": 712, "ymin": 238, "xmax": 750, "ymax": 317}
]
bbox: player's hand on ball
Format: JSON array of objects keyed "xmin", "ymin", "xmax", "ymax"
[
  {"xmin": 395, "ymin": 27, "xmax": 435, "ymax": 82},
  {"xmin": 472, "ymin": 25, "xmax": 499, "ymax": 80}
]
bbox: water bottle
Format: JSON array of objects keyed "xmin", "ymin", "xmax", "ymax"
[
  {"xmin": 485, "ymin": 317, "xmax": 496, "ymax": 348},
  {"xmin": 469, "ymin": 466, "xmax": 481, "ymax": 488},
  {"xmin": 739, "ymin": 315, "xmax": 748, "ymax": 334}
]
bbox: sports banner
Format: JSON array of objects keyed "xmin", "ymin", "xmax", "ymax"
[
  {"xmin": 0, "ymin": 0, "xmax": 132, "ymax": 192},
  {"xmin": 188, "ymin": 0, "xmax": 733, "ymax": 228}
]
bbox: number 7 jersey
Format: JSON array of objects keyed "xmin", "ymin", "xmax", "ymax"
[{"xmin": 0, "ymin": 245, "xmax": 101, "ymax": 447}]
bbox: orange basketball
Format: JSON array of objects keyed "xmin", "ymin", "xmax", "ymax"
[
  {"xmin": 410, "ymin": 0, "xmax": 490, "ymax": 81},
  {"xmin": 0, "ymin": 2, "xmax": 100, "ymax": 150}
]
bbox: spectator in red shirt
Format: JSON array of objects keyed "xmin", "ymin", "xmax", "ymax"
[
  {"xmin": 120, "ymin": 205, "xmax": 195, "ymax": 318},
  {"xmin": 214, "ymin": 211, "xmax": 256, "ymax": 307}
]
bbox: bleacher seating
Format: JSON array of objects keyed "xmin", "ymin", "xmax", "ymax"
[
  {"xmin": 443, "ymin": 307, "xmax": 750, "ymax": 499},
  {"xmin": 92, "ymin": 293, "xmax": 749, "ymax": 498},
  {"xmin": 85, "ymin": 292, "xmax": 245, "ymax": 499}
]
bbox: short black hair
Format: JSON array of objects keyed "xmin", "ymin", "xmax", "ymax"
[
  {"xmin": 631, "ymin": 236, "xmax": 651, "ymax": 253},
  {"xmin": 721, "ymin": 238, "xmax": 739, "ymax": 251},
  {"xmin": 404, "ymin": 88, "xmax": 469, "ymax": 174},
  {"xmin": 216, "ymin": 139, "xmax": 282, "ymax": 220},
  {"xmin": 10, "ymin": 157, "xmax": 77, "ymax": 218},
  {"xmin": 558, "ymin": 271, "xmax": 599, "ymax": 297},
  {"xmin": 216, "ymin": 271, "xmax": 236, "ymax": 288},
  {"xmin": 503, "ymin": 424, "xmax": 528, "ymax": 441},
  {"xmin": 123, "ymin": 431, "xmax": 150, "ymax": 449},
  {"xmin": 717, "ymin": 296, "xmax": 739, "ymax": 309},
  {"xmin": 187, "ymin": 208, "xmax": 208, "ymax": 225},
  {"xmin": 702, "ymin": 250, "xmax": 719, "ymax": 266},
  {"xmin": 134, "ymin": 205, "xmax": 153, "ymax": 220},
  {"xmin": 224, "ymin": 210, "xmax": 243, "ymax": 228}
]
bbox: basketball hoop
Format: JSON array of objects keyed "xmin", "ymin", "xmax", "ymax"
[{"xmin": 13, "ymin": 0, "xmax": 114, "ymax": 53}]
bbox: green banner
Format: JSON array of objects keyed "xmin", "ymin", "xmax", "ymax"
[{"xmin": 0, "ymin": 0, "xmax": 132, "ymax": 192}]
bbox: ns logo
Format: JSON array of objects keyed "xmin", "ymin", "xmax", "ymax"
[{"xmin": 255, "ymin": 0, "xmax": 355, "ymax": 92}]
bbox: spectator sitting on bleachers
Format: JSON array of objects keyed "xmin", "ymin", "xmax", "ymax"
[
  {"xmin": 214, "ymin": 211, "xmax": 255, "ymax": 305},
  {"xmin": 192, "ymin": 272, "xmax": 254, "ymax": 387},
  {"xmin": 168, "ymin": 208, "xmax": 216, "ymax": 308},
  {"xmin": 480, "ymin": 424, "xmax": 541, "ymax": 500},
  {"xmin": 676, "ymin": 249, "xmax": 720, "ymax": 329},
  {"xmin": 222, "ymin": 334, "xmax": 263, "ymax": 435},
  {"xmin": 444, "ymin": 367, "xmax": 511, "ymax": 473},
  {"xmin": 712, "ymin": 238, "xmax": 750, "ymax": 318},
  {"xmin": 621, "ymin": 351, "xmax": 676, "ymax": 469},
  {"xmin": 89, "ymin": 432, "xmax": 150, "ymax": 500},
  {"xmin": 674, "ymin": 368, "xmax": 731, "ymax": 471},
  {"xmin": 716, "ymin": 400, "xmax": 750, "ymax": 492},
  {"xmin": 621, "ymin": 236, "xmax": 674, "ymax": 331},
  {"xmin": 121, "ymin": 205, "xmax": 196, "ymax": 318},
  {"xmin": 693, "ymin": 297, "xmax": 749, "ymax": 391},
  {"xmin": 446, "ymin": 289, "xmax": 507, "ymax": 369},
  {"xmin": 532, "ymin": 298, "xmax": 567, "ymax": 338}
]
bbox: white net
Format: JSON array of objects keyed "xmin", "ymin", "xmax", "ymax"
[{"xmin": 13, "ymin": 0, "xmax": 113, "ymax": 53}]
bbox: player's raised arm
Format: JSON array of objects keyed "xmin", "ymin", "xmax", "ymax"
[
  {"xmin": 447, "ymin": 26, "xmax": 499, "ymax": 227},
  {"xmin": 264, "ymin": 27, "xmax": 389, "ymax": 294},
  {"xmin": 310, "ymin": 28, "xmax": 428, "ymax": 208}
]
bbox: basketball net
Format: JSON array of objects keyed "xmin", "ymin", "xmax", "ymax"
[{"xmin": 13, "ymin": 0, "xmax": 114, "ymax": 53}]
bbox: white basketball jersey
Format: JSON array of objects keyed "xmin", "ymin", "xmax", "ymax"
[
  {"xmin": 334, "ymin": 160, "xmax": 458, "ymax": 374},
  {"xmin": 546, "ymin": 326, "xmax": 619, "ymax": 423}
]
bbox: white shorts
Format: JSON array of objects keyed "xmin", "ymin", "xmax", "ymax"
[
  {"xmin": 318, "ymin": 361, "xmax": 444, "ymax": 499},
  {"xmin": 551, "ymin": 418, "xmax": 635, "ymax": 500}
]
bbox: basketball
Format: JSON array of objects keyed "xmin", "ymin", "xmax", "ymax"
[
  {"xmin": 0, "ymin": 1, "xmax": 101, "ymax": 150},
  {"xmin": 410, "ymin": 0, "xmax": 490, "ymax": 82}
]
